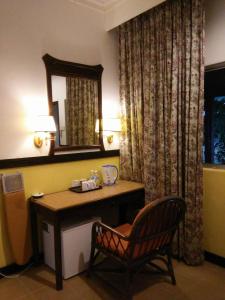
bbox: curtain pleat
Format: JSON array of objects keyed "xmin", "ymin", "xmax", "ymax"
[
  {"xmin": 65, "ymin": 77, "xmax": 98, "ymax": 145},
  {"xmin": 119, "ymin": 0, "xmax": 204, "ymax": 265}
]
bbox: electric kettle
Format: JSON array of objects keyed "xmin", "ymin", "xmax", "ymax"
[{"xmin": 101, "ymin": 165, "xmax": 118, "ymax": 185}]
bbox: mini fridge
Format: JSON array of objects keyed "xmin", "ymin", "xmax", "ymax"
[{"xmin": 42, "ymin": 218, "xmax": 99, "ymax": 279}]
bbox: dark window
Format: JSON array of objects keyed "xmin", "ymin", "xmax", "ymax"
[{"xmin": 204, "ymin": 64, "xmax": 225, "ymax": 164}]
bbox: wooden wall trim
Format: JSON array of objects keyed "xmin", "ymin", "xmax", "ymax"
[
  {"xmin": 205, "ymin": 61, "xmax": 225, "ymax": 72},
  {"xmin": 205, "ymin": 251, "xmax": 225, "ymax": 268},
  {"xmin": 0, "ymin": 150, "xmax": 120, "ymax": 169}
]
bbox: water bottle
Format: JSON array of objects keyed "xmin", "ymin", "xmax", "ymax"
[
  {"xmin": 89, "ymin": 170, "xmax": 100, "ymax": 187},
  {"xmin": 94, "ymin": 170, "xmax": 101, "ymax": 187},
  {"xmin": 90, "ymin": 170, "xmax": 95, "ymax": 181}
]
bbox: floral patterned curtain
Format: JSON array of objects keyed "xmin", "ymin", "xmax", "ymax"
[
  {"xmin": 119, "ymin": 0, "xmax": 204, "ymax": 265},
  {"xmin": 65, "ymin": 77, "xmax": 99, "ymax": 145}
]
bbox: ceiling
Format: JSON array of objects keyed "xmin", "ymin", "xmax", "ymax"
[{"xmin": 70, "ymin": 0, "xmax": 124, "ymax": 12}]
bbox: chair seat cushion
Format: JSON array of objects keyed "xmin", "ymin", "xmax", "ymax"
[
  {"xmin": 96, "ymin": 223, "xmax": 132, "ymax": 258},
  {"xmin": 115, "ymin": 223, "xmax": 132, "ymax": 236}
]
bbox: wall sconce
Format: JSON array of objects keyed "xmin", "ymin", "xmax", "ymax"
[
  {"xmin": 33, "ymin": 115, "xmax": 56, "ymax": 148},
  {"xmin": 96, "ymin": 118, "xmax": 121, "ymax": 144}
]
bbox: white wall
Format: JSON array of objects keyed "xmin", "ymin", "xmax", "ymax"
[
  {"xmin": 0, "ymin": 0, "xmax": 120, "ymax": 159},
  {"xmin": 205, "ymin": 0, "xmax": 225, "ymax": 65},
  {"xmin": 105, "ymin": 0, "xmax": 165, "ymax": 31}
]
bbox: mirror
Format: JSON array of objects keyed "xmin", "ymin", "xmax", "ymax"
[
  {"xmin": 43, "ymin": 54, "xmax": 104, "ymax": 155},
  {"xmin": 51, "ymin": 75, "xmax": 99, "ymax": 146}
]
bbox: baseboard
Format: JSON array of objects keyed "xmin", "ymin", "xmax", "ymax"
[
  {"xmin": 0, "ymin": 255, "xmax": 43, "ymax": 279},
  {"xmin": 205, "ymin": 251, "xmax": 225, "ymax": 268},
  {"xmin": 0, "ymin": 260, "xmax": 31, "ymax": 279}
]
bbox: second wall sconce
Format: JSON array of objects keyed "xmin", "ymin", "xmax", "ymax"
[
  {"xmin": 33, "ymin": 115, "xmax": 56, "ymax": 148},
  {"xmin": 96, "ymin": 118, "xmax": 121, "ymax": 144}
]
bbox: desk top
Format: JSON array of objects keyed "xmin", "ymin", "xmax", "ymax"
[{"xmin": 32, "ymin": 180, "xmax": 144, "ymax": 211}]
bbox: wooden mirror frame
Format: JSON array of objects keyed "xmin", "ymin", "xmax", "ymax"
[{"xmin": 43, "ymin": 54, "xmax": 104, "ymax": 155}]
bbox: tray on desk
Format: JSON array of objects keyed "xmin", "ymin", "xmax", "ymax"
[{"xmin": 69, "ymin": 186, "xmax": 102, "ymax": 193}]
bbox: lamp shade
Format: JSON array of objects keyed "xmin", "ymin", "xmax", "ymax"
[
  {"xmin": 95, "ymin": 118, "xmax": 121, "ymax": 132},
  {"xmin": 34, "ymin": 115, "xmax": 56, "ymax": 132}
]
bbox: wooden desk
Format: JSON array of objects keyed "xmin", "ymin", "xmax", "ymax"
[{"xmin": 30, "ymin": 180, "xmax": 145, "ymax": 290}]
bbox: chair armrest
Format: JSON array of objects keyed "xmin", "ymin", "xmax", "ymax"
[{"xmin": 92, "ymin": 221, "xmax": 130, "ymax": 241}]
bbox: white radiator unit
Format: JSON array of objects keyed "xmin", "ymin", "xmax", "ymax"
[{"xmin": 42, "ymin": 218, "xmax": 99, "ymax": 279}]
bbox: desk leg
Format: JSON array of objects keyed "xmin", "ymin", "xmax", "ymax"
[
  {"xmin": 30, "ymin": 201, "xmax": 40, "ymax": 265},
  {"xmin": 54, "ymin": 215, "xmax": 63, "ymax": 290}
]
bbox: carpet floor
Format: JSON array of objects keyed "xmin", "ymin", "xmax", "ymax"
[{"xmin": 0, "ymin": 260, "xmax": 225, "ymax": 300}]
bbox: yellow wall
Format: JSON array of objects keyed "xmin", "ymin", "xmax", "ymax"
[
  {"xmin": 0, "ymin": 161, "xmax": 224, "ymax": 267},
  {"xmin": 203, "ymin": 167, "xmax": 225, "ymax": 258},
  {"xmin": 0, "ymin": 156, "xmax": 120, "ymax": 268}
]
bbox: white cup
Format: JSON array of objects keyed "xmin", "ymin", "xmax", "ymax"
[
  {"xmin": 82, "ymin": 181, "xmax": 88, "ymax": 191},
  {"xmin": 71, "ymin": 180, "xmax": 80, "ymax": 188}
]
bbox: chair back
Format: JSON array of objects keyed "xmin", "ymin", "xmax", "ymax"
[{"xmin": 128, "ymin": 196, "xmax": 186, "ymax": 259}]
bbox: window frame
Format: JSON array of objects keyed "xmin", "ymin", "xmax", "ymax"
[{"xmin": 204, "ymin": 61, "xmax": 225, "ymax": 164}]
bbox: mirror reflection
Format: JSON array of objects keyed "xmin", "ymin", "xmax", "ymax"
[
  {"xmin": 52, "ymin": 75, "xmax": 99, "ymax": 147},
  {"xmin": 43, "ymin": 54, "xmax": 104, "ymax": 154}
]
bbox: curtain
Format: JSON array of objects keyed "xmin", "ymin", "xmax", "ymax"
[
  {"xmin": 65, "ymin": 77, "xmax": 99, "ymax": 145},
  {"xmin": 119, "ymin": 0, "xmax": 204, "ymax": 265}
]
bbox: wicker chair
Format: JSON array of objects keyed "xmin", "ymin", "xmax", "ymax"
[{"xmin": 88, "ymin": 196, "xmax": 186, "ymax": 298}]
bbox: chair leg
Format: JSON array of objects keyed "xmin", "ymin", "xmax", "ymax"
[
  {"xmin": 167, "ymin": 250, "xmax": 176, "ymax": 285},
  {"xmin": 87, "ymin": 244, "xmax": 97, "ymax": 277}
]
